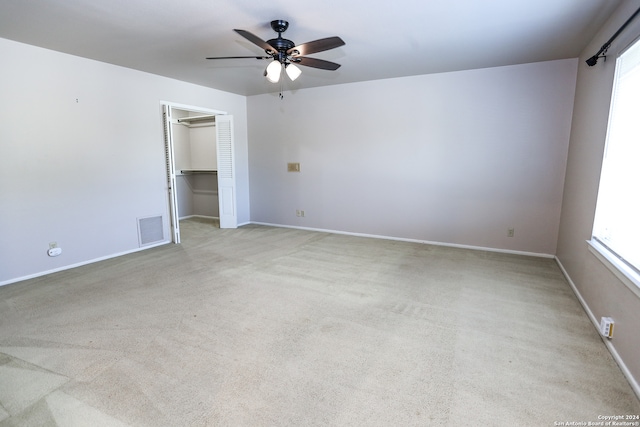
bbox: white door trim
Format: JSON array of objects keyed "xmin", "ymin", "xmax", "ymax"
[{"xmin": 160, "ymin": 102, "xmax": 235, "ymax": 241}]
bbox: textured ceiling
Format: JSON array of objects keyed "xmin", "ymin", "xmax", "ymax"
[{"xmin": 0, "ymin": 0, "xmax": 622, "ymax": 96}]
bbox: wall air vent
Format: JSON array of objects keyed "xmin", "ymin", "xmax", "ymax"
[{"xmin": 138, "ymin": 215, "xmax": 164, "ymax": 246}]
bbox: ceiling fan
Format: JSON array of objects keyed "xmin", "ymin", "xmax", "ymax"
[{"xmin": 206, "ymin": 20, "xmax": 345, "ymax": 84}]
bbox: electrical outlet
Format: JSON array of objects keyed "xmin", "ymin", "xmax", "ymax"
[
  {"xmin": 600, "ymin": 317, "xmax": 614, "ymax": 338},
  {"xmin": 507, "ymin": 228, "xmax": 515, "ymax": 237},
  {"xmin": 49, "ymin": 242, "xmax": 58, "ymax": 249},
  {"xmin": 48, "ymin": 247, "xmax": 62, "ymax": 257},
  {"xmin": 296, "ymin": 210, "xmax": 305, "ymax": 217},
  {"xmin": 300, "ymin": 210, "xmax": 305, "ymax": 217}
]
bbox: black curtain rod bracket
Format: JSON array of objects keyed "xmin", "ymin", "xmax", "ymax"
[{"xmin": 586, "ymin": 6, "xmax": 640, "ymax": 66}]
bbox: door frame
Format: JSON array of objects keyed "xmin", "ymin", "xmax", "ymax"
[{"xmin": 161, "ymin": 101, "xmax": 230, "ymax": 243}]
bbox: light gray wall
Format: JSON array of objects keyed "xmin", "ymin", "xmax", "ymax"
[
  {"xmin": 556, "ymin": 0, "xmax": 640, "ymax": 395},
  {"xmin": 0, "ymin": 38, "xmax": 249, "ymax": 284},
  {"xmin": 247, "ymin": 59, "xmax": 577, "ymax": 256},
  {"xmin": 189, "ymin": 125, "xmax": 217, "ymax": 171}
]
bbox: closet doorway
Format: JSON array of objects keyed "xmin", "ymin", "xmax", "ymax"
[{"xmin": 162, "ymin": 103, "xmax": 237, "ymax": 243}]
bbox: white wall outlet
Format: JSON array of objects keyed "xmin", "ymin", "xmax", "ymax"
[
  {"xmin": 600, "ymin": 317, "xmax": 614, "ymax": 338},
  {"xmin": 296, "ymin": 210, "xmax": 305, "ymax": 217},
  {"xmin": 49, "ymin": 242, "xmax": 58, "ymax": 249},
  {"xmin": 47, "ymin": 247, "xmax": 62, "ymax": 257},
  {"xmin": 507, "ymin": 228, "xmax": 515, "ymax": 237}
]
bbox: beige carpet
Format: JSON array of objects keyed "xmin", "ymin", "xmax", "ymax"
[{"xmin": 0, "ymin": 218, "xmax": 638, "ymax": 426}]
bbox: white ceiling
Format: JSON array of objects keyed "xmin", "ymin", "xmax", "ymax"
[{"xmin": 0, "ymin": 0, "xmax": 621, "ymax": 96}]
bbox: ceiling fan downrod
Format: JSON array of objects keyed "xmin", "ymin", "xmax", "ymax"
[{"xmin": 266, "ymin": 20, "xmax": 295, "ymax": 63}]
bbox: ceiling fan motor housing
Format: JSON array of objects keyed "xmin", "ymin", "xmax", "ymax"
[{"xmin": 266, "ymin": 37, "xmax": 295, "ymax": 53}]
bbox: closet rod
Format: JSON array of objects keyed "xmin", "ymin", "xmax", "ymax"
[{"xmin": 177, "ymin": 115, "xmax": 216, "ymax": 124}]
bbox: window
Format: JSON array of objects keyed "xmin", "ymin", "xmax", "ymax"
[{"xmin": 591, "ymin": 36, "xmax": 640, "ymax": 293}]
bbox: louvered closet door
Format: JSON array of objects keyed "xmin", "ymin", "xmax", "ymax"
[
  {"xmin": 162, "ymin": 105, "xmax": 181, "ymax": 243},
  {"xmin": 215, "ymin": 115, "xmax": 237, "ymax": 228}
]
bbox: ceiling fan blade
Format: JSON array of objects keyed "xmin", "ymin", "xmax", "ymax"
[
  {"xmin": 293, "ymin": 56, "xmax": 341, "ymax": 71},
  {"xmin": 234, "ymin": 29, "xmax": 277, "ymax": 54},
  {"xmin": 287, "ymin": 36, "xmax": 345, "ymax": 56},
  {"xmin": 206, "ymin": 55, "xmax": 271, "ymax": 60}
]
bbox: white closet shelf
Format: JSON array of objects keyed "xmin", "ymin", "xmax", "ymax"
[{"xmin": 180, "ymin": 169, "xmax": 217, "ymax": 174}]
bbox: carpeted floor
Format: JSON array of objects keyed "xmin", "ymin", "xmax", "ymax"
[{"xmin": 0, "ymin": 218, "xmax": 638, "ymax": 426}]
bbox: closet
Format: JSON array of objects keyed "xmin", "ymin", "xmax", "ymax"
[
  {"xmin": 162, "ymin": 103, "xmax": 236, "ymax": 243},
  {"xmin": 171, "ymin": 109, "xmax": 219, "ymax": 222}
]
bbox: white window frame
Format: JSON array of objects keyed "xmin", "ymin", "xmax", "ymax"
[
  {"xmin": 589, "ymin": 35, "xmax": 640, "ymax": 300},
  {"xmin": 588, "ymin": 240, "xmax": 640, "ymax": 299}
]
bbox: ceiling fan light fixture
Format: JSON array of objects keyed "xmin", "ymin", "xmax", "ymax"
[
  {"xmin": 265, "ymin": 60, "xmax": 282, "ymax": 83},
  {"xmin": 285, "ymin": 63, "xmax": 302, "ymax": 81}
]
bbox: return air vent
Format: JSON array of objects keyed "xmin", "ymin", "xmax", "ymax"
[{"xmin": 138, "ymin": 215, "xmax": 164, "ymax": 246}]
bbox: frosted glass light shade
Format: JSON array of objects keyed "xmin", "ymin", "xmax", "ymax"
[
  {"xmin": 285, "ymin": 63, "xmax": 302, "ymax": 81},
  {"xmin": 266, "ymin": 61, "xmax": 282, "ymax": 83}
]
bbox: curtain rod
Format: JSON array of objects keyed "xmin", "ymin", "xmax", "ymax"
[{"xmin": 586, "ymin": 6, "xmax": 640, "ymax": 66}]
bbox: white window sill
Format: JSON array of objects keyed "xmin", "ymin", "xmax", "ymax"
[{"xmin": 587, "ymin": 239, "xmax": 640, "ymax": 300}]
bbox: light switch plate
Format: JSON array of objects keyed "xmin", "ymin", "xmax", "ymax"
[{"xmin": 287, "ymin": 163, "xmax": 300, "ymax": 172}]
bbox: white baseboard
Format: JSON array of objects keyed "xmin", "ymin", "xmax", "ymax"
[
  {"xmin": 0, "ymin": 240, "xmax": 170, "ymax": 287},
  {"xmin": 179, "ymin": 215, "xmax": 219, "ymax": 220},
  {"xmin": 555, "ymin": 256, "xmax": 640, "ymax": 400},
  {"xmin": 250, "ymin": 221, "xmax": 555, "ymax": 259},
  {"xmin": 4, "ymin": 217, "xmax": 239, "ymax": 286}
]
